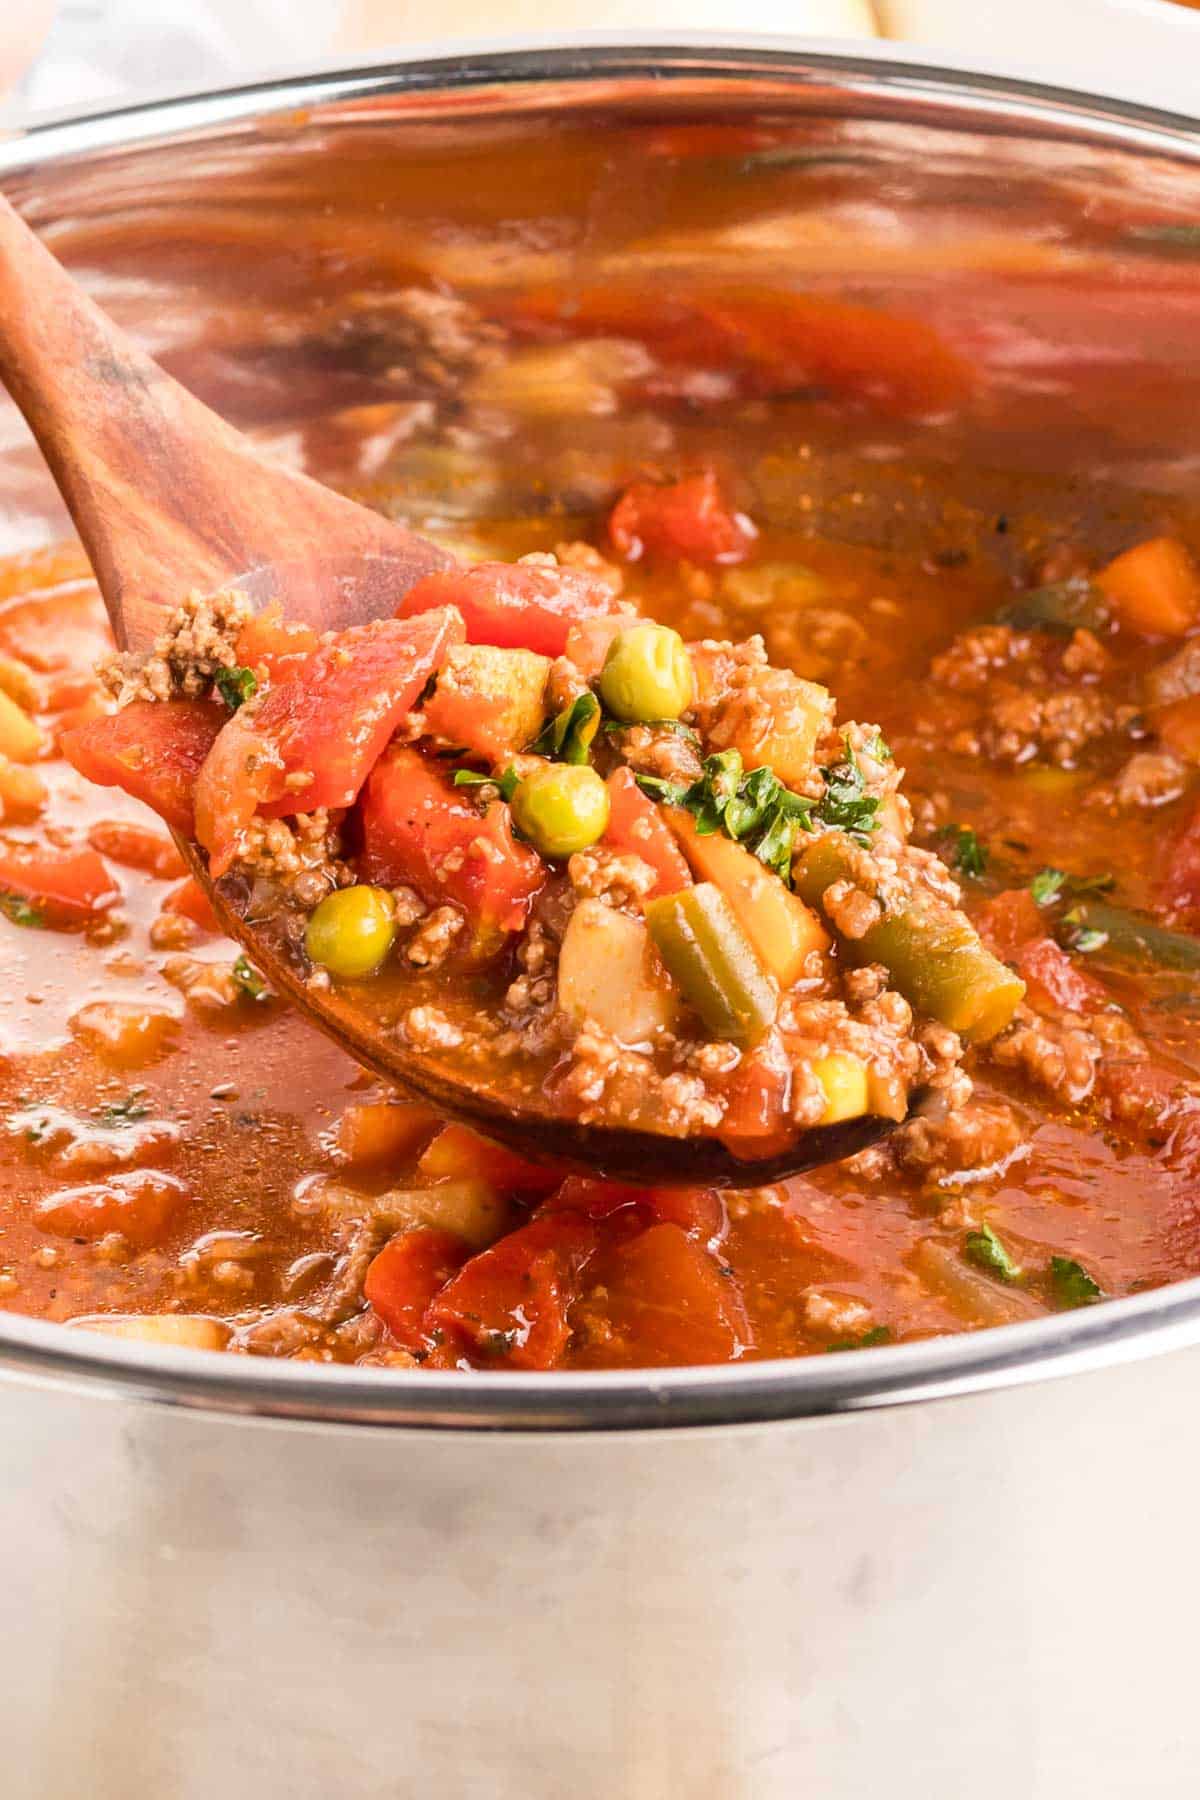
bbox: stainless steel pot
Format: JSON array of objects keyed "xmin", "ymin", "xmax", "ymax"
[{"xmin": 2, "ymin": 41, "xmax": 1200, "ymax": 1798}]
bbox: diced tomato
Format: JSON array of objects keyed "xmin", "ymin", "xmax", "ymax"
[
  {"xmin": 976, "ymin": 888, "xmax": 1043, "ymax": 962},
  {"xmin": 161, "ymin": 877, "xmax": 220, "ymax": 933},
  {"xmin": 364, "ymin": 1227, "xmax": 472, "ymax": 1350},
  {"xmin": 598, "ymin": 1223, "xmax": 751, "ymax": 1366},
  {"xmin": 417, "ymin": 1123, "xmax": 561, "ymax": 1197},
  {"xmin": 35, "ymin": 1170, "xmax": 189, "ymax": 1249},
  {"xmin": 62, "ymin": 699, "xmax": 226, "ymax": 837},
  {"xmin": 396, "ymin": 561, "xmax": 622, "ymax": 658},
  {"xmin": 1016, "ymin": 937, "xmax": 1108, "ymax": 1014},
  {"xmin": 718, "ymin": 1037, "xmax": 795, "ymax": 1160},
  {"xmin": 360, "ymin": 746, "xmax": 545, "ymax": 947},
  {"xmin": 1100, "ymin": 1059, "xmax": 1189, "ymax": 1142},
  {"xmin": 1160, "ymin": 795, "xmax": 1200, "ymax": 924},
  {"xmin": 0, "ymin": 843, "xmax": 119, "ymax": 923},
  {"xmin": 543, "ymin": 1176, "xmax": 724, "ymax": 1241},
  {"xmin": 234, "ymin": 601, "xmax": 321, "ymax": 684},
  {"xmin": 195, "ymin": 609, "xmax": 461, "ymax": 876},
  {"xmin": 609, "ymin": 470, "xmax": 755, "ymax": 565},
  {"xmin": 603, "ymin": 767, "xmax": 692, "ymax": 899},
  {"xmin": 87, "ymin": 820, "xmax": 187, "ymax": 881},
  {"xmin": 426, "ymin": 1214, "xmax": 599, "ymax": 1370}
]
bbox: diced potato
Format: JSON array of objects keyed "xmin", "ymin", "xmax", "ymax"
[
  {"xmin": 812, "ymin": 1051, "xmax": 870, "ymax": 1124},
  {"xmin": 422, "ymin": 643, "xmax": 551, "ymax": 761},
  {"xmin": 69, "ymin": 1001, "xmax": 178, "ymax": 1069},
  {"xmin": 0, "ymin": 653, "xmax": 40, "ymax": 712},
  {"xmin": 417, "ymin": 1123, "xmax": 557, "ymax": 1195},
  {"xmin": 720, "ymin": 560, "xmax": 828, "ymax": 614},
  {"xmin": 382, "ymin": 1179, "xmax": 511, "ymax": 1250},
  {"xmin": 334, "ymin": 1100, "xmax": 438, "ymax": 1167},
  {"xmin": 557, "ymin": 898, "xmax": 680, "ymax": 1043},
  {"xmin": 707, "ymin": 667, "xmax": 832, "ymax": 789},
  {"xmin": 0, "ymin": 689, "xmax": 44, "ymax": 763},
  {"xmin": 0, "ymin": 756, "xmax": 46, "ymax": 822},
  {"xmin": 668, "ymin": 810, "xmax": 829, "ymax": 986},
  {"xmin": 69, "ymin": 1313, "xmax": 231, "ymax": 1350},
  {"xmin": 1096, "ymin": 536, "xmax": 1200, "ymax": 637}
]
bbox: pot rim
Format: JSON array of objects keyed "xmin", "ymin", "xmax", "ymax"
[{"xmin": 2, "ymin": 37, "xmax": 1199, "ymax": 1431}]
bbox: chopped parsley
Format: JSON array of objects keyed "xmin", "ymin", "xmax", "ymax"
[
  {"xmin": 214, "ymin": 665, "xmax": 258, "ymax": 711},
  {"xmin": 636, "ymin": 736, "xmax": 883, "ymax": 886},
  {"xmin": 453, "ymin": 766, "xmax": 520, "ymax": 803},
  {"xmin": 1048, "ymin": 1255, "xmax": 1104, "ymax": 1309},
  {"xmin": 825, "ymin": 1326, "xmax": 892, "ymax": 1352},
  {"xmin": 0, "ymin": 891, "xmax": 44, "ymax": 928},
  {"xmin": 816, "ymin": 739, "xmax": 884, "ymax": 846},
  {"xmin": 231, "ymin": 954, "xmax": 269, "ymax": 1002},
  {"xmin": 530, "ymin": 691, "xmax": 601, "ymax": 765},
  {"xmin": 636, "ymin": 749, "xmax": 814, "ymax": 884},
  {"xmin": 941, "ymin": 825, "xmax": 989, "ymax": 879},
  {"xmin": 95, "ymin": 1089, "xmax": 150, "ymax": 1128},
  {"xmin": 1030, "ymin": 866, "xmax": 1115, "ymax": 908},
  {"xmin": 602, "ymin": 717, "xmax": 700, "ymax": 745},
  {"xmin": 964, "ymin": 1224, "xmax": 1023, "ymax": 1284}
]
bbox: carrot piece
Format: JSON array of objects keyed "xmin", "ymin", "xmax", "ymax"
[
  {"xmin": 421, "ymin": 644, "xmax": 550, "ymax": 761},
  {"xmin": 334, "ymin": 1101, "xmax": 438, "ymax": 1167},
  {"xmin": 667, "ymin": 807, "xmax": 828, "ymax": 985},
  {"xmin": 417, "ymin": 1123, "xmax": 561, "ymax": 1197},
  {"xmin": 603, "ymin": 767, "xmax": 691, "ymax": 899},
  {"xmin": 1152, "ymin": 694, "xmax": 1200, "ymax": 763},
  {"xmin": 1096, "ymin": 537, "xmax": 1200, "ymax": 637}
]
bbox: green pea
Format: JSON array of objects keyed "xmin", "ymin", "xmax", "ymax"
[
  {"xmin": 305, "ymin": 885, "xmax": 396, "ymax": 979},
  {"xmin": 599, "ymin": 623, "xmax": 695, "ymax": 724},
  {"xmin": 511, "ymin": 763, "xmax": 610, "ymax": 859}
]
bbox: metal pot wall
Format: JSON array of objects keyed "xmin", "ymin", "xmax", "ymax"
[{"xmin": 2, "ymin": 42, "xmax": 1200, "ymax": 1798}]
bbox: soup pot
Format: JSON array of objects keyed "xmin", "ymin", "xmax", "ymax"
[{"xmin": 2, "ymin": 41, "xmax": 1200, "ymax": 1799}]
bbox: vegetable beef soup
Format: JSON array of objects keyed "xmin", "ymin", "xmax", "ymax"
[{"xmin": 3, "ymin": 125, "xmax": 1200, "ymax": 1370}]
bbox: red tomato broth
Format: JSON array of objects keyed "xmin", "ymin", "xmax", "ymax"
[{"xmin": 3, "ymin": 170, "xmax": 1200, "ymax": 1367}]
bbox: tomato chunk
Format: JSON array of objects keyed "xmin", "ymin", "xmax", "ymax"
[
  {"xmin": 598, "ymin": 1223, "xmax": 751, "ymax": 1366},
  {"xmin": 396, "ymin": 561, "xmax": 622, "ymax": 658},
  {"xmin": 603, "ymin": 767, "xmax": 692, "ymax": 899},
  {"xmin": 1017, "ymin": 937, "xmax": 1108, "ymax": 1014},
  {"xmin": 976, "ymin": 888, "xmax": 1043, "ymax": 963},
  {"xmin": 426, "ymin": 1214, "xmax": 598, "ymax": 1370},
  {"xmin": 35, "ymin": 1170, "xmax": 189, "ymax": 1249},
  {"xmin": 364, "ymin": 1227, "xmax": 472, "ymax": 1350},
  {"xmin": 609, "ymin": 471, "xmax": 755, "ymax": 565},
  {"xmin": 195, "ymin": 608, "xmax": 461, "ymax": 876},
  {"xmin": 0, "ymin": 842, "xmax": 119, "ymax": 923},
  {"xmin": 62, "ymin": 699, "xmax": 225, "ymax": 837},
  {"xmin": 87, "ymin": 820, "xmax": 187, "ymax": 880},
  {"xmin": 234, "ymin": 602, "xmax": 321, "ymax": 684},
  {"xmin": 543, "ymin": 1176, "xmax": 724, "ymax": 1241},
  {"xmin": 360, "ymin": 746, "xmax": 545, "ymax": 947},
  {"xmin": 161, "ymin": 876, "xmax": 220, "ymax": 932}
]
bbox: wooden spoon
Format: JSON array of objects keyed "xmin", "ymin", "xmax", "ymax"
[{"xmin": 0, "ymin": 190, "xmax": 909, "ymax": 1184}]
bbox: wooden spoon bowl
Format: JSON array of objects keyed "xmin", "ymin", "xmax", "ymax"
[{"xmin": 0, "ymin": 190, "xmax": 910, "ymax": 1184}]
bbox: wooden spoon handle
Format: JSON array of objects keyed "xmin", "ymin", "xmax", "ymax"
[{"xmin": 0, "ymin": 192, "xmax": 449, "ymax": 649}]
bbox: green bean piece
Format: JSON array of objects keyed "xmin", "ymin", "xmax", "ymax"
[
  {"xmin": 992, "ymin": 578, "xmax": 1109, "ymax": 635},
  {"xmin": 645, "ymin": 883, "xmax": 777, "ymax": 1047},
  {"xmin": 1061, "ymin": 899, "xmax": 1200, "ymax": 972},
  {"xmin": 794, "ymin": 833, "xmax": 1024, "ymax": 1042}
]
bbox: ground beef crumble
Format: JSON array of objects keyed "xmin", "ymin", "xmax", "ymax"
[{"xmin": 101, "ymin": 588, "xmax": 255, "ymax": 705}]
